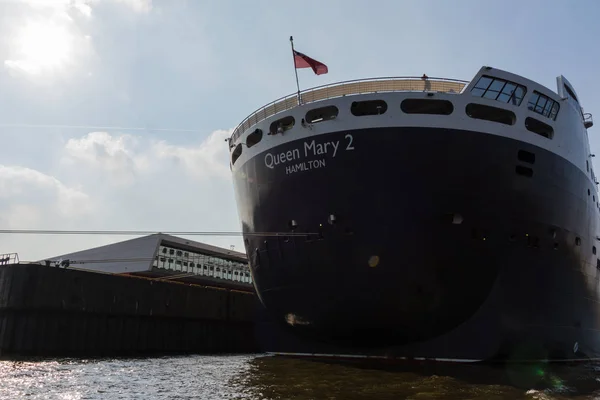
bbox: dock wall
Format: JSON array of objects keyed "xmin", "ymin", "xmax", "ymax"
[{"xmin": 0, "ymin": 264, "xmax": 259, "ymax": 358}]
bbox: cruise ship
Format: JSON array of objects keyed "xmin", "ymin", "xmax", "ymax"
[{"xmin": 228, "ymin": 66, "xmax": 599, "ymax": 362}]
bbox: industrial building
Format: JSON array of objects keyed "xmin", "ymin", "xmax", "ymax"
[{"xmin": 44, "ymin": 233, "xmax": 252, "ymax": 290}]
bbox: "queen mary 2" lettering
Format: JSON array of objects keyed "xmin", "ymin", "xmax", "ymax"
[{"xmin": 264, "ymin": 134, "xmax": 354, "ymax": 173}]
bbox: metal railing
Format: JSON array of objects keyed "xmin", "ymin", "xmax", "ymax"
[
  {"xmin": 230, "ymin": 76, "xmax": 469, "ymax": 144},
  {"xmin": 0, "ymin": 253, "xmax": 19, "ymax": 265}
]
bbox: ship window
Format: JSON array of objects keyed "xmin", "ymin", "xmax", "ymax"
[
  {"xmin": 594, "ymin": 246, "xmax": 597, "ymax": 255},
  {"xmin": 231, "ymin": 143, "xmax": 243, "ymax": 165},
  {"xmin": 269, "ymin": 116, "xmax": 295, "ymax": 135},
  {"xmin": 525, "ymin": 117, "xmax": 554, "ymax": 139},
  {"xmin": 587, "ymin": 160, "xmax": 590, "ymax": 172},
  {"xmin": 466, "ymin": 103, "xmax": 516, "ymax": 125},
  {"xmin": 576, "ymin": 237, "xmax": 581, "ymax": 246},
  {"xmin": 400, "ymin": 99, "xmax": 454, "ymax": 115},
  {"xmin": 470, "ymin": 75, "xmax": 526, "ymax": 106},
  {"xmin": 246, "ymin": 129, "xmax": 263, "ymax": 148},
  {"xmin": 515, "ymin": 165, "xmax": 533, "ymax": 177},
  {"xmin": 305, "ymin": 105, "xmax": 339, "ymax": 123},
  {"xmin": 517, "ymin": 150, "xmax": 535, "ymax": 164},
  {"xmin": 350, "ymin": 100, "xmax": 387, "ymax": 116},
  {"xmin": 527, "ymin": 91, "xmax": 560, "ymax": 120}
]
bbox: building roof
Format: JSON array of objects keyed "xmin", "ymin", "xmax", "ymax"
[{"xmin": 44, "ymin": 233, "xmax": 247, "ymax": 274}]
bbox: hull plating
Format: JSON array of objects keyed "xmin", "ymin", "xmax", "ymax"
[{"xmin": 232, "ymin": 127, "xmax": 600, "ymax": 362}]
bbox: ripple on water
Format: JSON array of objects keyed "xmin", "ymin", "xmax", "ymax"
[{"xmin": 0, "ymin": 355, "xmax": 599, "ymax": 399}]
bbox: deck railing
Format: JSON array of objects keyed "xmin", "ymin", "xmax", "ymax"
[{"xmin": 230, "ymin": 76, "xmax": 469, "ymax": 144}]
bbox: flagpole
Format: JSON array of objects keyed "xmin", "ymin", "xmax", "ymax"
[{"xmin": 290, "ymin": 36, "xmax": 301, "ymax": 104}]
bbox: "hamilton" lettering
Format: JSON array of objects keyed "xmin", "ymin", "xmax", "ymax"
[{"xmin": 285, "ymin": 159, "xmax": 326, "ymax": 175}]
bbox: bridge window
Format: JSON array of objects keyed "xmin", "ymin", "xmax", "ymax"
[
  {"xmin": 246, "ymin": 128, "xmax": 263, "ymax": 148},
  {"xmin": 525, "ymin": 117, "xmax": 554, "ymax": 139},
  {"xmin": 269, "ymin": 116, "xmax": 295, "ymax": 135},
  {"xmin": 305, "ymin": 105, "xmax": 339, "ymax": 123},
  {"xmin": 401, "ymin": 99, "xmax": 454, "ymax": 115},
  {"xmin": 466, "ymin": 103, "xmax": 516, "ymax": 125},
  {"xmin": 470, "ymin": 75, "xmax": 526, "ymax": 106},
  {"xmin": 527, "ymin": 91, "xmax": 559, "ymax": 120},
  {"xmin": 350, "ymin": 100, "xmax": 387, "ymax": 116}
]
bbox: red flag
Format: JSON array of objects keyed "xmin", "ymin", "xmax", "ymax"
[{"xmin": 293, "ymin": 50, "xmax": 328, "ymax": 75}]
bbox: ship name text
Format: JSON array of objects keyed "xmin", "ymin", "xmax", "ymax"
[{"xmin": 264, "ymin": 134, "xmax": 354, "ymax": 173}]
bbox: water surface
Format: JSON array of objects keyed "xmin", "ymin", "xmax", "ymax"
[{"xmin": 1, "ymin": 354, "xmax": 599, "ymax": 399}]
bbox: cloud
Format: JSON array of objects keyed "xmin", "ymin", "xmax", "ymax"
[
  {"xmin": 73, "ymin": 2, "xmax": 92, "ymax": 17},
  {"xmin": 150, "ymin": 129, "xmax": 232, "ymax": 180},
  {"xmin": 0, "ymin": 165, "xmax": 92, "ymax": 225},
  {"xmin": 1, "ymin": 128, "xmax": 243, "ymax": 261},
  {"xmin": 16, "ymin": 0, "xmax": 151, "ymax": 14},
  {"xmin": 112, "ymin": 0, "xmax": 152, "ymax": 13},
  {"xmin": 62, "ymin": 129, "xmax": 233, "ymax": 184}
]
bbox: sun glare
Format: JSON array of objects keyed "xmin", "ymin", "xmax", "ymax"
[{"xmin": 9, "ymin": 20, "xmax": 73, "ymax": 74}]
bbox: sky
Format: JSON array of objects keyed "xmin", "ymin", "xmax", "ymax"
[{"xmin": 1, "ymin": 0, "xmax": 600, "ymax": 261}]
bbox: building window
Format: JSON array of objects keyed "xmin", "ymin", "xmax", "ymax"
[
  {"xmin": 470, "ymin": 75, "xmax": 526, "ymax": 106},
  {"xmin": 527, "ymin": 91, "xmax": 560, "ymax": 120}
]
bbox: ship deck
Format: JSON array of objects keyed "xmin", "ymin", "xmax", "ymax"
[{"xmin": 229, "ymin": 76, "xmax": 469, "ymax": 144}]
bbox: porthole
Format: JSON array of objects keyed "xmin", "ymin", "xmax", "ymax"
[
  {"xmin": 305, "ymin": 105, "xmax": 339, "ymax": 123},
  {"xmin": 231, "ymin": 143, "xmax": 243, "ymax": 165},
  {"xmin": 401, "ymin": 98, "xmax": 454, "ymax": 115},
  {"xmin": 269, "ymin": 116, "xmax": 295, "ymax": 135},
  {"xmin": 246, "ymin": 129, "xmax": 263, "ymax": 148},
  {"xmin": 516, "ymin": 165, "xmax": 533, "ymax": 177},
  {"xmin": 466, "ymin": 103, "xmax": 516, "ymax": 125},
  {"xmin": 350, "ymin": 100, "xmax": 387, "ymax": 116},
  {"xmin": 517, "ymin": 150, "xmax": 535, "ymax": 164},
  {"xmin": 525, "ymin": 117, "xmax": 554, "ymax": 139}
]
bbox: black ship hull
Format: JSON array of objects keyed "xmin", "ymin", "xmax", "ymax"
[{"xmin": 234, "ymin": 127, "xmax": 600, "ymax": 362}]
